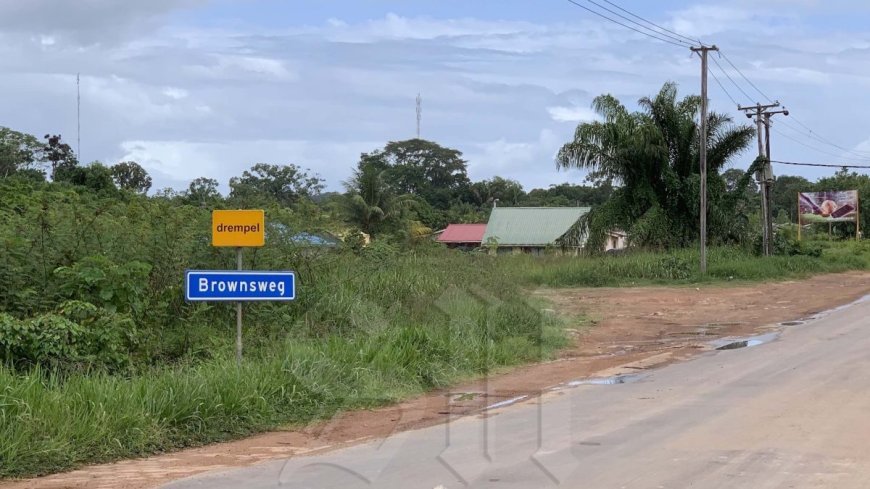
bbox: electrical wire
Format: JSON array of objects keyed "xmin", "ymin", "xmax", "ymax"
[
  {"xmin": 777, "ymin": 117, "xmax": 870, "ymax": 158},
  {"xmin": 719, "ymin": 51, "xmax": 775, "ymax": 104},
  {"xmin": 564, "ymin": 0, "xmax": 688, "ymax": 48},
  {"xmin": 709, "ymin": 67, "xmax": 740, "ymax": 107},
  {"xmin": 599, "ymin": 0, "xmax": 705, "ymax": 46},
  {"xmin": 710, "ymin": 56, "xmax": 754, "ymax": 104},
  {"xmin": 584, "ymin": 0, "xmax": 695, "ymax": 47},
  {"xmin": 770, "ymin": 126, "xmax": 870, "ymax": 162},
  {"xmin": 771, "ymin": 160, "xmax": 870, "ymax": 169}
]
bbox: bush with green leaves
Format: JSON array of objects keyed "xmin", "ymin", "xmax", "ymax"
[{"xmin": 0, "ymin": 301, "xmax": 133, "ymax": 371}]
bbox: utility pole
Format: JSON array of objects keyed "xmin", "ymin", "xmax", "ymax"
[
  {"xmin": 738, "ymin": 102, "xmax": 788, "ymax": 256},
  {"xmin": 691, "ymin": 45, "xmax": 718, "ymax": 274}
]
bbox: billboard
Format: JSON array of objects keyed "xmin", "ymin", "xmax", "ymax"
[{"xmin": 798, "ymin": 190, "xmax": 859, "ymax": 223}]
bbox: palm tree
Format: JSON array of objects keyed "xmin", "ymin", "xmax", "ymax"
[
  {"xmin": 342, "ymin": 159, "xmax": 412, "ymax": 236},
  {"xmin": 557, "ymin": 82, "xmax": 755, "ymax": 249}
]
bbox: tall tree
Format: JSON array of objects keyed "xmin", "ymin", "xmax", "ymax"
[
  {"xmin": 111, "ymin": 161, "xmax": 153, "ymax": 194},
  {"xmin": 0, "ymin": 127, "xmax": 45, "ymax": 178},
  {"xmin": 342, "ymin": 157, "xmax": 412, "ymax": 236},
  {"xmin": 770, "ymin": 175, "xmax": 811, "ymax": 223},
  {"xmin": 185, "ymin": 177, "xmax": 221, "ymax": 206},
  {"xmin": 53, "ymin": 161, "xmax": 117, "ymax": 193},
  {"xmin": 366, "ymin": 139, "xmax": 471, "ymax": 210},
  {"xmin": 557, "ymin": 82, "xmax": 755, "ymax": 249},
  {"xmin": 44, "ymin": 134, "xmax": 77, "ymax": 180},
  {"xmin": 229, "ymin": 163, "xmax": 324, "ymax": 206},
  {"xmin": 469, "ymin": 177, "xmax": 525, "ymax": 208}
]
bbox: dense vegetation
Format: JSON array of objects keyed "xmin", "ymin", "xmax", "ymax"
[{"xmin": 1, "ymin": 80, "xmax": 868, "ymax": 478}]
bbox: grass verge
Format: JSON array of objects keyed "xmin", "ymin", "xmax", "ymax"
[
  {"xmin": 507, "ymin": 241, "xmax": 870, "ymax": 287},
  {"xmin": 0, "ymin": 252, "xmax": 566, "ymax": 479}
]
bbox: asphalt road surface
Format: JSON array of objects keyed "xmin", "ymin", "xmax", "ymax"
[{"xmin": 165, "ymin": 295, "xmax": 870, "ymax": 489}]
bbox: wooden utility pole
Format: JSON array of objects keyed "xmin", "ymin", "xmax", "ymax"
[
  {"xmin": 738, "ymin": 102, "xmax": 787, "ymax": 256},
  {"xmin": 692, "ymin": 45, "xmax": 718, "ymax": 274}
]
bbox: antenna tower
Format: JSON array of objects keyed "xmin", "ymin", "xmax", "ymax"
[{"xmin": 415, "ymin": 93, "xmax": 422, "ymax": 139}]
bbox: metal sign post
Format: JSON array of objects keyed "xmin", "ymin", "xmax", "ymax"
[
  {"xmin": 184, "ymin": 210, "xmax": 296, "ymax": 365},
  {"xmin": 236, "ymin": 247, "xmax": 243, "ymax": 365}
]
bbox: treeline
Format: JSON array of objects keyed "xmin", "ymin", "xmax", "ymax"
[{"xmin": 0, "ymin": 128, "xmax": 611, "ymax": 239}]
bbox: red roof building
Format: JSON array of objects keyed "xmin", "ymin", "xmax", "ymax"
[{"xmin": 437, "ymin": 224, "xmax": 487, "ymax": 248}]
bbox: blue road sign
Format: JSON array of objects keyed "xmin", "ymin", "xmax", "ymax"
[{"xmin": 185, "ymin": 270, "xmax": 296, "ymax": 302}]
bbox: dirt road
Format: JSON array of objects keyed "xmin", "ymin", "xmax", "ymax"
[{"xmin": 4, "ymin": 272, "xmax": 869, "ymax": 489}]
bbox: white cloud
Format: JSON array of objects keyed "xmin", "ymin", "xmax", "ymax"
[
  {"xmin": 162, "ymin": 87, "xmax": 189, "ymax": 100},
  {"xmin": 325, "ymin": 13, "xmax": 541, "ymax": 43},
  {"xmin": 668, "ymin": 6, "xmax": 756, "ymax": 38},
  {"xmin": 547, "ymin": 105, "xmax": 599, "ymax": 123},
  {"xmin": 187, "ymin": 54, "xmax": 296, "ymax": 81},
  {"xmin": 117, "ymin": 139, "xmax": 382, "ymax": 192}
]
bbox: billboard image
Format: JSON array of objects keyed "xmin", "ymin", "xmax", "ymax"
[{"xmin": 799, "ymin": 190, "xmax": 859, "ymax": 223}]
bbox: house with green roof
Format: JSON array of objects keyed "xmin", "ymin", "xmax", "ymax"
[{"xmin": 481, "ymin": 206, "xmax": 591, "ymax": 255}]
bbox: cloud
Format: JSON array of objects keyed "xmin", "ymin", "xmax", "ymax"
[
  {"xmin": 464, "ymin": 130, "xmax": 586, "ymax": 190},
  {"xmin": 547, "ymin": 105, "xmax": 599, "ymax": 123},
  {"xmin": 0, "ymin": 0, "xmax": 205, "ymax": 45},
  {"xmin": 117, "ymin": 139, "xmax": 382, "ymax": 192},
  {"xmin": 162, "ymin": 87, "xmax": 189, "ymax": 100}
]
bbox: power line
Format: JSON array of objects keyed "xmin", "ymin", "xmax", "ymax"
[
  {"xmin": 771, "ymin": 159, "xmax": 870, "ymax": 169},
  {"xmin": 777, "ymin": 116, "xmax": 870, "ymax": 158},
  {"xmin": 710, "ymin": 56, "xmax": 754, "ymax": 103},
  {"xmin": 564, "ymin": 0, "xmax": 688, "ymax": 48},
  {"xmin": 584, "ymin": 0, "xmax": 695, "ymax": 47},
  {"xmin": 770, "ymin": 126, "xmax": 870, "ymax": 162},
  {"xmin": 599, "ymin": 0, "xmax": 704, "ymax": 46},
  {"xmin": 708, "ymin": 67, "xmax": 739, "ymax": 107},
  {"xmin": 719, "ymin": 51, "xmax": 775, "ymax": 104}
]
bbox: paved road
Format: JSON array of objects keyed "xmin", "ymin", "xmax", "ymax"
[{"xmin": 166, "ymin": 296, "xmax": 870, "ymax": 489}]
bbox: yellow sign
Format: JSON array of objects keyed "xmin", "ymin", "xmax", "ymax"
[{"xmin": 212, "ymin": 210, "xmax": 265, "ymax": 247}]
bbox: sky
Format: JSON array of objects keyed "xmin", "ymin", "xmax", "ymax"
[{"xmin": 3, "ymin": 0, "xmax": 870, "ymax": 193}]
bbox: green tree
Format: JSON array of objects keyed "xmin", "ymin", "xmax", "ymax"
[
  {"xmin": 770, "ymin": 174, "xmax": 811, "ymax": 223},
  {"xmin": 53, "ymin": 161, "xmax": 117, "ymax": 193},
  {"xmin": 111, "ymin": 161, "xmax": 153, "ymax": 194},
  {"xmin": 366, "ymin": 139, "xmax": 471, "ymax": 211},
  {"xmin": 342, "ymin": 158, "xmax": 412, "ymax": 236},
  {"xmin": 0, "ymin": 127, "xmax": 45, "ymax": 178},
  {"xmin": 522, "ymin": 182, "xmax": 613, "ymax": 207},
  {"xmin": 469, "ymin": 177, "xmax": 525, "ymax": 207},
  {"xmin": 557, "ymin": 82, "xmax": 755, "ymax": 249},
  {"xmin": 185, "ymin": 177, "xmax": 221, "ymax": 206},
  {"xmin": 44, "ymin": 134, "xmax": 77, "ymax": 180},
  {"xmin": 229, "ymin": 163, "xmax": 324, "ymax": 207}
]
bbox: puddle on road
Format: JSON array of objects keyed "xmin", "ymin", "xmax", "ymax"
[
  {"xmin": 780, "ymin": 320, "xmax": 804, "ymax": 326},
  {"xmin": 567, "ymin": 374, "xmax": 644, "ymax": 386},
  {"xmin": 711, "ymin": 332, "xmax": 779, "ymax": 351},
  {"xmin": 483, "ymin": 395, "xmax": 528, "ymax": 411}
]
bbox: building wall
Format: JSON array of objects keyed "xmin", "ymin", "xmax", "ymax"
[{"xmin": 605, "ymin": 233, "xmax": 628, "ymax": 251}]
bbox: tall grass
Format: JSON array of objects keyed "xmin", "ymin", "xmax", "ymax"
[
  {"xmin": 0, "ymin": 250, "xmax": 566, "ymax": 479},
  {"xmin": 506, "ymin": 241, "xmax": 870, "ymax": 287}
]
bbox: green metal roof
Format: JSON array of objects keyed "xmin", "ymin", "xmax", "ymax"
[{"xmin": 482, "ymin": 207, "xmax": 591, "ymax": 247}]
